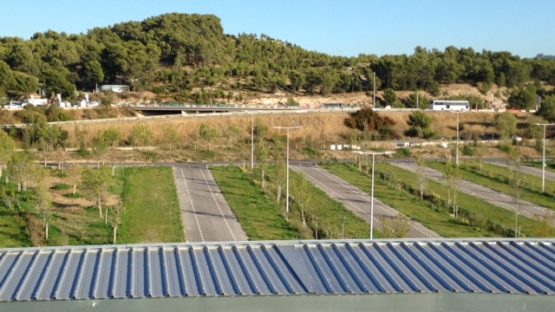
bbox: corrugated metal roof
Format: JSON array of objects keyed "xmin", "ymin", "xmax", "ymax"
[{"xmin": 0, "ymin": 239, "xmax": 554, "ymax": 302}]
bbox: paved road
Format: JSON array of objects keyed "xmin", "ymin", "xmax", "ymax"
[
  {"xmin": 391, "ymin": 161, "xmax": 555, "ymax": 226},
  {"xmin": 173, "ymin": 165, "xmax": 248, "ymax": 242},
  {"xmin": 292, "ymin": 165, "xmax": 440, "ymax": 238},
  {"xmin": 486, "ymin": 160, "xmax": 555, "ymax": 182}
]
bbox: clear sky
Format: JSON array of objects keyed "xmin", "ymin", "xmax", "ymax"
[{"xmin": 1, "ymin": 0, "xmax": 553, "ymax": 57}]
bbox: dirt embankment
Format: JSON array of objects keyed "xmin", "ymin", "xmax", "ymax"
[{"xmin": 102, "ymin": 83, "xmax": 510, "ymax": 109}]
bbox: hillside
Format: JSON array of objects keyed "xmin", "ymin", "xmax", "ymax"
[{"xmin": 0, "ymin": 13, "xmax": 554, "ymax": 108}]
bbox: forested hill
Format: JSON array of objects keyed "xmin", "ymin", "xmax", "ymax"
[{"xmin": 0, "ymin": 13, "xmax": 554, "ymax": 104}]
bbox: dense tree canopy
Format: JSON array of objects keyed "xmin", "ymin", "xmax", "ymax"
[{"xmin": 0, "ymin": 13, "xmax": 554, "ymax": 102}]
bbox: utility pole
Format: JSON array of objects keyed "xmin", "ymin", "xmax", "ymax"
[
  {"xmin": 534, "ymin": 123, "xmax": 555, "ymax": 193},
  {"xmin": 353, "ymin": 150, "xmax": 394, "ymax": 239},
  {"xmin": 451, "ymin": 111, "xmax": 462, "ymax": 166},
  {"xmin": 456, "ymin": 111, "xmax": 460, "ymax": 166},
  {"xmin": 274, "ymin": 126, "xmax": 302, "ymax": 214},
  {"xmin": 373, "ymin": 72, "xmax": 376, "ymax": 107},
  {"xmin": 251, "ymin": 111, "xmax": 254, "ymax": 170}
]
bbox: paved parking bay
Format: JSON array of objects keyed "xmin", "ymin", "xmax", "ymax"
[
  {"xmin": 173, "ymin": 165, "xmax": 248, "ymax": 242},
  {"xmin": 293, "ymin": 165, "xmax": 440, "ymax": 238}
]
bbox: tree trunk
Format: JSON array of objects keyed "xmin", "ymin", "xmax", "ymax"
[
  {"xmin": 98, "ymin": 198, "xmax": 103, "ymax": 218},
  {"xmin": 0, "ymin": 166, "xmax": 2, "ymax": 181},
  {"xmin": 72, "ymin": 183, "xmax": 77, "ymax": 195},
  {"xmin": 276, "ymin": 185, "xmax": 281, "ymax": 204},
  {"xmin": 112, "ymin": 165, "xmax": 116, "ymax": 176},
  {"xmin": 45, "ymin": 221, "xmax": 49, "ymax": 241},
  {"xmin": 261, "ymin": 170, "xmax": 265, "ymax": 190},
  {"xmin": 113, "ymin": 225, "xmax": 118, "ymax": 244},
  {"xmin": 301, "ymin": 204, "xmax": 306, "ymax": 227},
  {"xmin": 104, "ymin": 209, "xmax": 108, "ymax": 224}
]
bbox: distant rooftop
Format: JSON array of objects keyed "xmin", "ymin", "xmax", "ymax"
[{"xmin": 0, "ymin": 239, "xmax": 553, "ymax": 303}]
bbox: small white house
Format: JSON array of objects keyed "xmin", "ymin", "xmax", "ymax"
[
  {"xmin": 100, "ymin": 85, "xmax": 130, "ymax": 93},
  {"xmin": 430, "ymin": 100, "xmax": 470, "ymax": 111},
  {"xmin": 22, "ymin": 98, "xmax": 48, "ymax": 107}
]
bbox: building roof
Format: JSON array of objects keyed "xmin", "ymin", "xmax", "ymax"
[{"xmin": 0, "ymin": 239, "xmax": 554, "ymax": 302}]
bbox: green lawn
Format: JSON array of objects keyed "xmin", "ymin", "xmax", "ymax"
[
  {"xmin": 427, "ymin": 161, "xmax": 555, "ymax": 211},
  {"xmin": 333, "ymin": 162, "xmax": 553, "ymax": 237},
  {"xmin": 0, "ymin": 210, "xmax": 29, "ymax": 247},
  {"xmin": 254, "ymin": 166, "xmax": 376, "ymax": 239},
  {"xmin": 117, "ymin": 167, "xmax": 184, "ymax": 243},
  {"xmin": 211, "ymin": 166, "xmax": 299, "ymax": 240},
  {"xmin": 324, "ymin": 163, "xmax": 489, "ymax": 237}
]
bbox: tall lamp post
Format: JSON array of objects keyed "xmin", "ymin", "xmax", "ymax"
[
  {"xmin": 274, "ymin": 126, "xmax": 302, "ymax": 214},
  {"xmin": 534, "ymin": 123, "xmax": 555, "ymax": 192},
  {"xmin": 250, "ymin": 111, "xmax": 255, "ymax": 170},
  {"xmin": 353, "ymin": 150, "xmax": 394, "ymax": 239},
  {"xmin": 451, "ymin": 111, "xmax": 462, "ymax": 166},
  {"xmin": 373, "ymin": 72, "xmax": 377, "ymax": 107}
]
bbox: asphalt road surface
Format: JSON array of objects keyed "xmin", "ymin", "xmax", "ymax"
[
  {"xmin": 173, "ymin": 165, "xmax": 248, "ymax": 242},
  {"xmin": 486, "ymin": 160, "xmax": 555, "ymax": 182},
  {"xmin": 292, "ymin": 165, "xmax": 440, "ymax": 238},
  {"xmin": 391, "ymin": 161, "xmax": 555, "ymax": 226}
]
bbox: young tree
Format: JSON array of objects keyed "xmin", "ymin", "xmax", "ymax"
[
  {"xmin": 67, "ymin": 164, "xmax": 82, "ymax": 196},
  {"xmin": 443, "ymin": 161, "xmax": 460, "ymax": 218},
  {"xmin": 101, "ymin": 127, "xmax": 122, "ymax": 149},
  {"xmin": 494, "ymin": 112, "xmax": 517, "ymax": 141},
  {"xmin": 538, "ymin": 95, "xmax": 555, "ymax": 122},
  {"xmin": 199, "ymin": 123, "xmax": 217, "ymax": 151},
  {"xmin": 415, "ymin": 155, "xmax": 428, "ymax": 200},
  {"xmin": 8, "ymin": 152, "xmax": 34, "ymax": 191},
  {"xmin": 163, "ymin": 126, "xmax": 180, "ymax": 150},
  {"xmin": 255, "ymin": 140, "xmax": 269, "ymax": 190},
  {"xmin": 405, "ymin": 111, "xmax": 434, "ymax": 139},
  {"xmin": 0, "ymin": 131, "xmax": 16, "ymax": 182},
  {"xmin": 509, "ymin": 147, "xmax": 523, "ymax": 237},
  {"xmin": 110, "ymin": 204, "xmax": 122, "ymax": 244},
  {"xmin": 381, "ymin": 215, "xmax": 410, "ymax": 238},
  {"xmin": 293, "ymin": 174, "xmax": 313, "ymax": 227},
  {"xmin": 82, "ymin": 167, "xmax": 113, "ymax": 219},
  {"xmin": 34, "ymin": 168, "xmax": 52, "ymax": 241},
  {"xmin": 92, "ymin": 134, "xmax": 109, "ymax": 168},
  {"xmin": 129, "ymin": 125, "xmax": 153, "ymax": 146},
  {"xmin": 383, "ymin": 88, "xmax": 401, "ymax": 107}
]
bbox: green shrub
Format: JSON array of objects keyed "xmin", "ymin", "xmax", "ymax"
[{"xmin": 462, "ymin": 145, "xmax": 474, "ymax": 156}]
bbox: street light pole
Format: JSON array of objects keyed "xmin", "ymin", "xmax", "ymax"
[
  {"xmin": 534, "ymin": 123, "xmax": 555, "ymax": 193},
  {"xmin": 456, "ymin": 111, "xmax": 460, "ymax": 166},
  {"xmin": 373, "ymin": 72, "xmax": 376, "ymax": 107},
  {"xmin": 251, "ymin": 112, "xmax": 254, "ymax": 170},
  {"xmin": 274, "ymin": 126, "xmax": 302, "ymax": 214},
  {"xmin": 354, "ymin": 150, "xmax": 394, "ymax": 239}
]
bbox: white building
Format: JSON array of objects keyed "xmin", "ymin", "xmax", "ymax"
[
  {"xmin": 22, "ymin": 97, "xmax": 48, "ymax": 107},
  {"xmin": 100, "ymin": 84, "xmax": 130, "ymax": 93},
  {"xmin": 430, "ymin": 100, "xmax": 470, "ymax": 111}
]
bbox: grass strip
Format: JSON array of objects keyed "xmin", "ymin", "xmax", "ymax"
[
  {"xmin": 324, "ymin": 163, "xmax": 488, "ymax": 237},
  {"xmin": 427, "ymin": 161, "xmax": 555, "ymax": 211},
  {"xmin": 211, "ymin": 166, "xmax": 299, "ymax": 240},
  {"xmin": 118, "ymin": 167, "xmax": 184, "ymax": 243}
]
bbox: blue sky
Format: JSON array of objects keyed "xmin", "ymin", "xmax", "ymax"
[{"xmin": 1, "ymin": 0, "xmax": 553, "ymax": 57}]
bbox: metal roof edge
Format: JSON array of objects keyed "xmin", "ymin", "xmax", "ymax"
[{"xmin": 1, "ymin": 238, "xmax": 553, "ymax": 253}]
